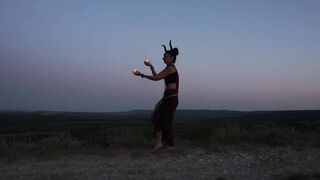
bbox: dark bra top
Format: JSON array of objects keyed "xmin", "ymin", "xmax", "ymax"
[
  {"xmin": 164, "ymin": 65, "xmax": 179, "ymax": 96},
  {"xmin": 164, "ymin": 65, "xmax": 179, "ymax": 85}
]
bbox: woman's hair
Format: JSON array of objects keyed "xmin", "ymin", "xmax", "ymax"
[{"xmin": 162, "ymin": 40, "xmax": 179, "ymax": 63}]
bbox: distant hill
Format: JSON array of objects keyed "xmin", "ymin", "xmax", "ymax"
[
  {"xmin": 0, "ymin": 109, "xmax": 319, "ymax": 123},
  {"xmin": 175, "ymin": 109, "xmax": 244, "ymax": 120},
  {"xmin": 225, "ymin": 110, "xmax": 320, "ymax": 123}
]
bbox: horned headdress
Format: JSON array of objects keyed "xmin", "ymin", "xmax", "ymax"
[{"xmin": 162, "ymin": 40, "xmax": 179, "ymax": 56}]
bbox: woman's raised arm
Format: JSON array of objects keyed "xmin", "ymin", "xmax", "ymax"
[
  {"xmin": 142, "ymin": 66, "xmax": 175, "ymax": 81},
  {"xmin": 144, "ymin": 60, "xmax": 157, "ymax": 76},
  {"xmin": 150, "ymin": 65, "xmax": 157, "ymax": 76}
]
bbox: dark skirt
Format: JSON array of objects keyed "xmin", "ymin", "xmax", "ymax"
[{"xmin": 151, "ymin": 93, "xmax": 179, "ymax": 146}]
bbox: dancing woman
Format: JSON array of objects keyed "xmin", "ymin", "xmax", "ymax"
[{"xmin": 133, "ymin": 40, "xmax": 179, "ymax": 152}]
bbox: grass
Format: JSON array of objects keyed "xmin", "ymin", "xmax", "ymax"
[{"xmin": 0, "ymin": 117, "xmax": 319, "ymax": 156}]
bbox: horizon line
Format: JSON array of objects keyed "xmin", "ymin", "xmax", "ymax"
[{"xmin": 1, "ymin": 108, "xmax": 319, "ymax": 113}]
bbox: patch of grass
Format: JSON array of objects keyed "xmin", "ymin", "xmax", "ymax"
[
  {"xmin": 0, "ymin": 132, "xmax": 82, "ymax": 156},
  {"xmin": 0, "ymin": 118, "xmax": 319, "ymax": 156},
  {"xmin": 177, "ymin": 122, "xmax": 320, "ymax": 147}
]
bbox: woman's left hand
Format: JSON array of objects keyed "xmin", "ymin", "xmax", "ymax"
[
  {"xmin": 133, "ymin": 69, "xmax": 142, "ymax": 76},
  {"xmin": 144, "ymin": 59, "xmax": 152, "ymax": 67}
]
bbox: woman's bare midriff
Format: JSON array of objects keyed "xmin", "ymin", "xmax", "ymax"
[{"xmin": 165, "ymin": 83, "xmax": 177, "ymax": 91}]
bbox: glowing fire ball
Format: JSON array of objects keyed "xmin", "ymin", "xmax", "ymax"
[
  {"xmin": 144, "ymin": 59, "xmax": 151, "ymax": 65},
  {"xmin": 133, "ymin": 68, "xmax": 138, "ymax": 75}
]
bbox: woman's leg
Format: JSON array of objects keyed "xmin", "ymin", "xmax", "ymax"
[
  {"xmin": 151, "ymin": 98, "xmax": 165, "ymax": 151},
  {"xmin": 163, "ymin": 97, "xmax": 179, "ymax": 147},
  {"xmin": 152, "ymin": 131, "xmax": 163, "ymax": 152}
]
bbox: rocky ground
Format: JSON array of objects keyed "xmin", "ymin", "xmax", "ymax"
[{"xmin": 1, "ymin": 142, "xmax": 320, "ymax": 180}]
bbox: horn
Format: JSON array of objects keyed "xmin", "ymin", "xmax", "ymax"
[
  {"xmin": 169, "ymin": 40, "xmax": 173, "ymax": 50},
  {"xmin": 162, "ymin": 45, "xmax": 168, "ymax": 52}
]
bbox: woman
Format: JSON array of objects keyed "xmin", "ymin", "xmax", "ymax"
[{"xmin": 133, "ymin": 40, "xmax": 179, "ymax": 152}]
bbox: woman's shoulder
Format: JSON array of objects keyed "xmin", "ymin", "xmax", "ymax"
[{"xmin": 166, "ymin": 64, "xmax": 177, "ymax": 73}]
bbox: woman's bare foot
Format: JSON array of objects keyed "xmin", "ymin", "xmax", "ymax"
[
  {"xmin": 166, "ymin": 146, "xmax": 175, "ymax": 151},
  {"xmin": 152, "ymin": 143, "xmax": 163, "ymax": 152}
]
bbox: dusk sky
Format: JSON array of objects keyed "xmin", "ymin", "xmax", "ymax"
[{"xmin": 0, "ymin": 0, "xmax": 319, "ymax": 112}]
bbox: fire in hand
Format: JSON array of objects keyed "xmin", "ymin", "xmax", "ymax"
[{"xmin": 144, "ymin": 59, "xmax": 151, "ymax": 66}]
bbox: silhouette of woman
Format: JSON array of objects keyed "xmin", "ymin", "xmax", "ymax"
[{"xmin": 133, "ymin": 40, "xmax": 179, "ymax": 152}]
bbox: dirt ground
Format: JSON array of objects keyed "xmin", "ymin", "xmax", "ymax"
[{"xmin": 1, "ymin": 143, "xmax": 320, "ymax": 180}]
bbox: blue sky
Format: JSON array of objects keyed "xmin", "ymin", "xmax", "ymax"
[{"xmin": 0, "ymin": 0, "xmax": 319, "ymax": 112}]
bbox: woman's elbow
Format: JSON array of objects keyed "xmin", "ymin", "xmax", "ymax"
[{"xmin": 153, "ymin": 77, "xmax": 162, "ymax": 81}]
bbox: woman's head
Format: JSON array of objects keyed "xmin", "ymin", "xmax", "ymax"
[{"xmin": 162, "ymin": 40, "xmax": 179, "ymax": 64}]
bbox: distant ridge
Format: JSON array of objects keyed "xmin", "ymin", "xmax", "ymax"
[
  {"xmin": 1, "ymin": 109, "xmax": 319, "ymax": 122},
  {"xmin": 1, "ymin": 108, "xmax": 319, "ymax": 113}
]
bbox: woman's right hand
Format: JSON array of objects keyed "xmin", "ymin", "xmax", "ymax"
[
  {"xmin": 144, "ymin": 59, "xmax": 152, "ymax": 67},
  {"xmin": 133, "ymin": 69, "xmax": 142, "ymax": 76}
]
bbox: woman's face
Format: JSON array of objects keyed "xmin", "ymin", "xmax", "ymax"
[{"xmin": 162, "ymin": 53, "xmax": 174, "ymax": 64}]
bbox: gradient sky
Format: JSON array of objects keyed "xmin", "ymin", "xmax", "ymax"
[{"xmin": 0, "ymin": 0, "xmax": 319, "ymax": 112}]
